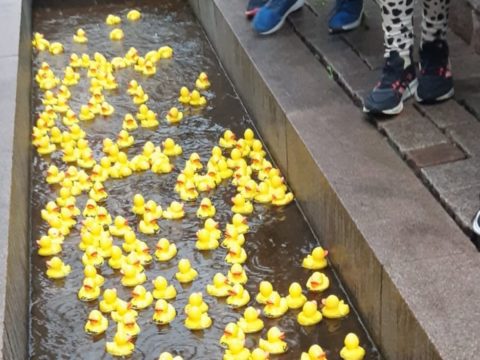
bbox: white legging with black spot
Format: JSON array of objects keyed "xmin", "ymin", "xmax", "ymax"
[{"xmin": 380, "ymin": 0, "xmax": 450, "ymax": 58}]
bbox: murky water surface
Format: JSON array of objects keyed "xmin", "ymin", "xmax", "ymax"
[{"xmin": 30, "ymin": 1, "xmax": 381, "ymax": 359}]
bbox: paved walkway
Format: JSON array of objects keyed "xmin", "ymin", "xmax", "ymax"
[{"xmin": 287, "ymin": 0, "xmax": 480, "ymax": 241}]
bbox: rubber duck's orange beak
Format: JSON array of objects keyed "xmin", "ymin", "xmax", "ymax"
[
  {"xmin": 321, "ymin": 299, "xmax": 326, "ymax": 306},
  {"xmin": 318, "ymin": 353, "xmax": 326, "ymax": 359},
  {"xmin": 266, "ymin": 299, "xmax": 274, "ymax": 305},
  {"xmin": 279, "ymin": 332, "xmax": 285, "ymax": 340},
  {"xmin": 143, "ymin": 249, "xmax": 149, "ymax": 254},
  {"xmin": 223, "ymin": 330, "xmax": 231, "ymax": 336},
  {"xmin": 228, "ymin": 289, "xmax": 237, "ymax": 296},
  {"xmin": 311, "ymin": 281, "xmax": 320, "ymax": 288},
  {"xmin": 324, "ymin": 250, "xmax": 329, "ymax": 256},
  {"xmin": 46, "ymin": 260, "xmax": 51, "ymax": 267}
]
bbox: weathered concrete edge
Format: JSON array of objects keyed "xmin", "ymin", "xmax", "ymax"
[
  {"xmin": 189, "ymin": 0, "xmax": 480, "ymax": 359},
  {"xmin": 0, "ymin": 0, "xmax": 32, "ymax": 359}
]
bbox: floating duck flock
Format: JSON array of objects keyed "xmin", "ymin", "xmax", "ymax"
[{"xmin": 31, "ymin": 8, "xmax": 366, "ymax": 360}]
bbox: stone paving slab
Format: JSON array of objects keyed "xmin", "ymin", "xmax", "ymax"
[{"xmin": 405, "ymin": 143, "xmax": 466, "ymax": 170}]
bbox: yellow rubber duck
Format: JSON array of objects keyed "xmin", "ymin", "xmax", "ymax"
[
  {"xmin": 237, "ymin": 307, "xmax": 264, "ymax": 334},
  {"xmin": 179, "ymin": 181, "xmax": 199, "ymax": 201},
  {"xmin": 85, "ymin": 310, "xmax": 108, "ymax": 335},
  {"xmin": 301, "ymin": 345, "xmax": 327, "ymax": 360},
  {"xmin": 73, "ymin": 28, "xmax": 88, "ymax": 43},
  {"xmin": 109, "ymin": 216, "xmax": 130, "ymax": 237},
  {"xmin": 84, "ymin": 264, "xmax": 105, "ymax": 287},
  {"xmin": 145, "ymin": 50, "xmax": 159, "ymax": 62},
  {"xmin": 139, "ymin": 213, "xmax": 159, "ymax": 234},
  {"xmin": 132, "ymin": 193, "xmax": 145, "ymax": 215},
  {"xmin": 227, "ymin": 149, "xmax": 246, "ymax": 170},
  {"xmin": 185, "ymin": 292, "xmax": 209, "ymax": 314},
  {"xmin": 45, "ymin": 165, "xmax": 64, "ymax": 184},
  {"xmin": 166, "ymin": 107, "xmax": 183, "ymax": 124},
  {"xmin": 227, "ymin": 283, "xmax": 250, "ymax": 308},
  {"xmin": 235, "ymin": 139, "xmax": 251, "ymax": 158},
  {"xmin": 96, "ymin": 206, "xmax": 112, "ymax": 226},
  {"xmin": 42, "ymin": 90, "xmax": 57, "ymax": 106},
  {"xmin": 163, "ymin": 201, "xmax": 184, "ymax": 220},
  {"xmin": 99, "ymin": 101, "xmax": 114, "ymax": 116},
  {"xmin": 227, "ymin": 263, "xmax": 248, "ymax": 284},
  {"xmin": 162, "ymin": 138, "xmax": 182, "ymax": 156},
  {"xmin": 298, "ymin": 300, "xmax": 322, "ymax": 326},
  {"xmin": 243, "ymin": 128, "xmax": 255, "ymax": 145},
  {"xmin": 79, "ymin": 105, "xmax": 95, "ymax": 121},
  {"xmin": 89, "ymin": 181, "xmax": 108, "ymax": 202},
  {"xmin": 158, "ymin": 353, "xmax": 183, "ymax": 360},
  {"xmin": 225, "ymin": 243, "xmax": 247, "ymax": 264},
  {"xmin": 106, "ymin": 14, "xmax": 121, "ymax": 25},
  {"xmin": 122, "ymin": 230, "xmax": 140, "ymax": 253},
  {"xmin": 130, "ymin": 285, "xmax": 153, "ymax": 310},
  {"xmin": 125, "ymin": 47, "xmax": 139, "ymax": 65},
  {"xmin": 123, "ymin": 113, "xmax": 138, "ymax": 130},
  {"xmin": 127, "ymin": 9, "xmax": 141, "ymax": 21},
  {"xmin": 69, "ymin": 53, "xmax": 83, "ymax": 68},
  {"xmin": 108, "ymin": 245, "xmax": 126, "ymax": 270},
  {"xmin": 49, "ymin": 40, "xmax": 64, "ymax": 54},
  {"xmin": 153, "ymin": 299, "xmax": 176, "ymax": 325},
  {"xmin": 240, "ymin": 179, "xmax": 258, "ymax": 200},
  {"xmin": 144, "ymin": 200, "xmax": 163, "ymax": 219},
  {"xmin": 135, "ymin": 241, "xmax": 152, "ymax": 265},
  {"xmin": 32, "ymin": 32, "xmax": 50, "ymax": 51},
  {"xmin": 158, "ymin": 45, "xmax": 173, "ymax": 59},
  {"xmin": 271, "ymin": 187, "xmax": 294, "ymax": 206},
  {"xmin": 82, "ymin": 246, "xmax": 104, "ymax": 268},
  {"xmin": 259, "ymin": 327, "xmax": 288, "ymax": 355},
  {"xmin": 286, "ymin": 282, "xmax": 307, "ymax": 309},
  {"xmin": 302, "ymin": 247, "xmax": 328, "ymax": 270},
  {"xmin": 152, "ymin": 276, "xmax": 177, "ymax": 300},
  {"xmin": 263, "ymin": 292, "xmax": 288, "ymax": 318},
  {"xmin": 340, "ymin": 333, "xmax": 365, "ymax": 360},
  {"xmin": 321, "ymin": 295, "xmax": 350, "ymax": 319},
  {"xmin": 143, "ymin": 60, "xmax": 156, "ymax": 76},
  {"xmin": 61, "ymin": 144, "xmax": 78, "ymax": 163},
  {"xmin": 219, "ymin": 130, "xmax": 237, "ymax": 149},
  {"xmin": 121, "ymin": 263, "xmax": 146, "ymax": 287},
  {"xmin": 78, "ymin": 278, "xmax": 101, "ymax": 301},
  {"xmin": 196, "ymin": 198, "xmax": 215, "ymax": 218},
  {"xmin": 250, "ymin": 348, "xmax": 269, "ymax": 360},
  {"xmin": 224, "ymin": 338, "xmax": 250, "ymax": 360},
  {"xmin": 250, "ymin": 154, "xmax": 266, "ymax": 172},
  {"xmin": 196, "ymin": 228, "xmax": 219, "ymax": 251},
  {"xmin": 207, "ymin": 273, "xmax": 231, "ymax": 297},
  {"xmin": 46, "ymin": 257, "xmax": 71, "ymax": 279},
  {"xmin": 36, "ymin": 136, "xmax": 56, "ymax": 155},
  {"xmin": 222, "ymin": 227, "xmax": 245, "ymax": 249},
  {"xmin": 41, "ymin": 201, "xmax": 60, "ymax": 223},
  {"xmin": 100, "ymin": 288, "xmax": 120, "ymax": 313},
  {"xmin": 184, "ymin": 306, "xmax": 212, "ymax": 330},
  {"xmin": 178, "ymin": 87, "xmax": 190, "ymax": 104},
  {"xmin": 37, "ymin": 236, "xmax": 61, "ymax": 256},
  {"xmin": 62, "ymin": 67, "xmax": 80, "ymax": 86},
  {"xmin": 106, "ymin": 331, "xmax": 134, "ymax": 357},
  {"xmin": 49, "ymin": 126, "xmax": 63, "ymax": 144},
  {"xmin": 133, "ymin": 87, "xmax": 149, "ymax": 105},
  {"xmin": 82, "ymin": 199, "xmax": 98, "ymax": 217},
  {"xmin": 141, "ymin": 110, "xmax": 159, "ymax": 128},
  {"xmin": 111, "ymin": 299, "xmax": 138, "ymax": 323},
  {"xmin": 220, "ymin": 322, "xmax": 245, "ymax": 348},
  {"xmin": 118, "ymin": 312, "xmax": 141, "ymax": 337},
  {"xmin": 226, "ymin": 214, "xmax": 249, "ymax": 235},
  {"xmin": 127, "ymin": 80, "xmax": 140, "ymax": 96},
  {"xmin": 231, "ymin": 194, "xmax": 253, "ymax": 215},
  {"xmin": 306, "ymin": 272, "xmax": 330, "ymax": 292},
  {"xmin": 115, "ymin": 130, "xmax": 134, "ymax": 149},
  {"xmin": 189, "ymin": 90, "xmax": 206, "ymax": 107},
  {"xmin": 151, "ymin": 154, "xmax": 174, "ymax": 174},
  {"xmin": 69, "ymin": 124, "xmax": 85, "ymax": 140},
  {"xmin": 154, "ymin": 238, "xmax": 177, "ymax": 262},
  {"xmin": 195, "ymin": 72, "xmax": 210, "ymax": 90},
  {"xmin": 175, "ymin": 258, "xmax": 198, "ymax": 283},
  {"xmin": 109, "ymin": 28, "xmax": 124, "ymax": 41}
]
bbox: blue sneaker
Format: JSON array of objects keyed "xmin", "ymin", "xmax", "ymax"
[
  {"xmin": 252, "ymin": 0, "xmax": 305, "ymax": 35},
  {"xmin": 328, "ymin": 0, "xmax": 363, "ymax": 33},
  {"xmin": 246, "ymin": 0, "xmax": 268, "ymax": 19}
]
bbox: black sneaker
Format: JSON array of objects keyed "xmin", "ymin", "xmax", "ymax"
[
  {"xmin": 416, "ymin": 39, "xmax": 454, "ymax": 103},
  {"xmin": 363, "ymin": 51, "xmax": 417, "ymax": 115}
]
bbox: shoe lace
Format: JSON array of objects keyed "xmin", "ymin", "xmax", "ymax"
[
  {"xmin": 377, "ymin": 59, "xmax": 400, "ymax": 89},
  {"xmin": 420, "ymin": 42, "xmax": 449, "ymax": 76}
]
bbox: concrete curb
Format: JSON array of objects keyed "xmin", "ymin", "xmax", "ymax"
[{"xmin": 189, "ymin": 1, "xmax": 480, "ymax": 359}]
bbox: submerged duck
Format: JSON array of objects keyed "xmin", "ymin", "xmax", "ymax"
[
  {"xmin": 166, "ymin": 107, "xmax": 183, "ymax": 124},
  {"xmin": 227, "ymin": 283, "xmax": 250, "ymax": 308},
  {"xmin": 220, "ymin": 322, "xmax": 245, "ymax": 348},
  {"xmin": 175, "ymin": 259, "xmax": 198, "ymax": 283},
  {"xmin": 163, "ymin": 201, "xmax": 184, "ymax": 220},
  {"xmin": 227, "ymin": 263, "xmax": 248, "ymax": 285},
  {"xmin": 100, "ymin": 288, "xmax": 120, "ymax": 313},
  {"xmin": 106, "ymin": 331, "xmax": 134, "ymax": 357},
  {"xmin": 130, "ymin": 285, "xmax": 153, "ymax": 310},
  {"xmin": 153, "ymin": 299, "xmax": 176, "ymax": 325},
  {"xmin": 263, "ymin": 292, "xmax": 288, "ymax": 318},
  {"xmin": 237, "ymin": 307, "xmax": 264, "ymax": 334},
  {"xmin": 306, "ymin": 272, "xmax": 330, "ymax": 292},
  {"xmin": 302, "ymin": 247, "xmax": 329, "ymax": 270},
  {"xmin": 46, "ymin": 257, "xmax": 71, "ymax": 279},
  {"xmin": 298, "ymin": 300, "xmax": 322, "ymax": 326},
  {"xmin": 73, "ymin": 28, "xmax": 88, "ymax": 43},
  {"xmin": 154, "ymin": 238, "xmax": 177, "ymax": 262},
  {"xmin": 195, "ymin": 72, "xmax": 210, "ymax": 90},
  {"xmin": 78, "ymin": 278, "xmax": 101, "ymax": 302},
  {"xmin": 184, "ymin": 306, "xmax": 212, "ymax": 330},
  {"xmin": 225, "ymin": 243, "xmax": 247, "ymax": 265},
  {"xmin": 340, "ymin": 333, "xmax": 365, "ymax": 360},
  {"xmin": 286, "ymin": 282, "xmax": 307, "ymax": 309},
  {"xmin": 321, "ymin": 295, "xmax": 350, "ymax": 319},
  {"xmin": 259, "ymin": 327, "xmax": 288, "ymax": 355},
  {"xmin": 301, "ymin": 345, "xmax": 327, "ymax": 360},
  {"xmin": 85, "ymin": 310, "xmax": 108, "ymax": 335},
  {"xmin": 206, "ymin": 273, "xmax": 230, "ymax": 297},
  {"xmin": 152, "ymin": 276, "xmax": 177, "ymax": 300}
]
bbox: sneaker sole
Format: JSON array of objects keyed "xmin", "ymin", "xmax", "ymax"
[
  {"xmin": 329, "ymin": 9, "xmax": 364, "ymax": 33},
  {"xmin": 363, "ymin": 78, "xmax": 418, "ymax": 115},
  {"xmin": 415, "ymin": 87, "xmax": 454, "ymax": 103},
  {"xmin": 257, "ymin": 0, "xmax": 305, "ymax": 35},
  {"xmin": 473, "ymin": 210, "xmax": 480, "ymax": 236}
]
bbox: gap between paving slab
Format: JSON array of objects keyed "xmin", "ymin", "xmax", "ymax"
[{"xmin": 190, "ymin": 0, "xmax": 480, "ymax": 359}]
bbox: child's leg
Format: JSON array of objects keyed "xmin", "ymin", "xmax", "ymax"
[{"xmin": 421, "ymin": 0, "xmax": 450, "ymax": 44}]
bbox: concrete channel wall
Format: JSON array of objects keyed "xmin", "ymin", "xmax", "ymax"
[
  {"xmin": 189, "ymin": 1, "xmax": 480, "ymax": 359},
  {"xmin": 0, "ymin": 0, "xmax": 32, "ymax": 359}
]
